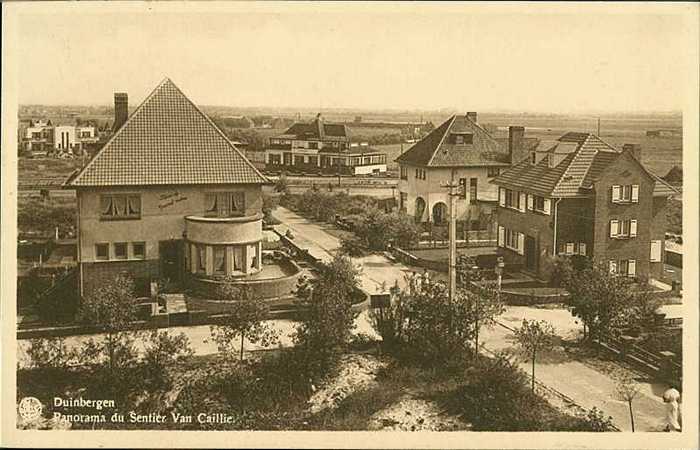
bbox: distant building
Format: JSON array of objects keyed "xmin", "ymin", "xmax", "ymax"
[
  {"xmin": 491, "ymin": 134, "xmax": 679, "ymax": 280},
  {"xmin": 65, "ymin": 78, "xmax": 269, "ymax": 297},
  {"xmin": 264, "ymin": 114, "xmax": 387, "ymax": 175},
  {"xmin": 395, "ymin": 112, "xmax": 536, "ymax": 230},
  {"xmin": 646, "ymin": 129, "xmax": 681, "ymax": 138}
]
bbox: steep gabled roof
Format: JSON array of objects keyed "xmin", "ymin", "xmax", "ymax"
[
  {"xmin": 491, "ymin": 132, "xmax": 681, "ymax": 198},
  {"xmin": 67, "ymin": 78, "xmax": 267, "ymax": 187},
  {"xmin": 395, "ymin": 115, "xmax": 510, "ymax": 167}
]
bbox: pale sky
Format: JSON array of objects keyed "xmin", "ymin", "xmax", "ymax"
[{"xmin": 12, "ymin": 3, "xmax": 693, "ymax": 113}]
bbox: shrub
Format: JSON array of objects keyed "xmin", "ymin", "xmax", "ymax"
[
  {"xmin": 25, "ymin": 337, "xmax": 78, "ymax": 370},
  {"xmin": 294, "ymin": 255, "xmax": 360, "ymax": 378},
  {"xmin": 451, "ymin": 355, "xmax": 616, "ymax": 431},
  {"xmin": 140, "ymin": 330, "xmax": 194, "ymax": 390}
]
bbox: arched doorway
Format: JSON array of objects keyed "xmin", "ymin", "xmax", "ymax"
[
  {"xmin": 415, "ymin": 197, "xmax": 426, "ymax": 222},
  {"xmin": 432, "ymin": 202, "xmax": 447, "ymax": 224}
]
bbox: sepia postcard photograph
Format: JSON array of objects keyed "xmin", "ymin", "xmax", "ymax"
[{"xmin": 1, "ymin": 2, "xmax": 698, "ymax": 448}]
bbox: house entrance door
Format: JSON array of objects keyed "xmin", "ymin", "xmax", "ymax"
[
  {"xmin": 159, "ymin": 239, "xmax": 183, "ymax": 284},
  {"xmin": 524, "ymin": 236, "xmax": 537, "ymax": 272}
]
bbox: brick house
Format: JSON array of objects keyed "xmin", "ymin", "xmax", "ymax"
[
  {"xmin": 395, "ymin": 112, "xmax": 537, "ymax": 230},
  {"xmin": 491, "ymin": 132, "xmax": 678, "ymax": 281},
  {"xmin": 65, "ymin": 78, "xmax": 269, "ymax": 297}
]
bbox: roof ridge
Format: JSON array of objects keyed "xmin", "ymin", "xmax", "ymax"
[
  {"xmin": 67, "ymin": 77, "xmax": 173, "ymax": 187},
  {"xmin": 426, "ymin": 115, "xmax": 456, "ymax": 167},
  {"xmin": 164, "ymin": 79, "xmax": 269, "ymax": 184},
  {"xmin": 550, "ymin": 134, "xmax": 594, "ymax": 196}
]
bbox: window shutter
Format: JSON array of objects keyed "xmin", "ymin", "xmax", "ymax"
[
  {"xmin": 519, "ymin": 192, "xmax": 526, "ymax": 212},
  {"xmin": 611, "ymin": 185, "xmax": 621, "ymax": 203},
  {"xmin": 517, "ymin": 232, "xmax": 525, "ymax": 255},
  {"xmin": 579, "ymin": 243, "xmax": 586, "ymax": 256},
  {"xmin": 527, "ymin": 194, "xmax": 534, "ymax": 210},
  {"xmin": 499, "ymin": 188, "xmax": 506, "ymax": 207},
  {"xmin": 629, "ymin": 219, "xmax": 637, "ymax": 237},
  {"xmin": 610, "ymin": 219, "xmax": 619, "ymax": 238},
  {"xmin": 543, "ymin": 198, "xmax": 551, "ymax": 215},
  {"xmin": 631, "ymin": 184, "xmax": 639, "ymax": 203},
  {"xmin": 498, "ymin": 225, "xmax": 505, "ymax": 247},
  {"xmin": 628, "ymin": 260, "xmax": 636, "ymax": 277},
  {"xmin": 609, "ymin": 260, "xmax": 617, "ymax": 274},
  {"xmin": 650, "ymin": 240, "xmax": 662, "ymax": 262}
]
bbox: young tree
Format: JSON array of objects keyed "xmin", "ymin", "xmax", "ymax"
[
  {"xmin": 294, "ymin": 254, "xmax": 360, "ymax": 373},
  {"xmin": 513, "ymin": 319, "xmax": 557, "ymax": 391},
  {"xmin": 615, "ymin": 375, "xmax": 641, "ymax": 432},
  {"xmin": 563, "ymin": 262, "xmax": 634, "ymax": 342},
  {"xmin": 77, "ymin": 274, "xmax": 141, "ymax": 388},
  {"xmin": 210, "ymin": 284, "xmax": 279, "ymax": 363},
  {"xmin": 468, "ymin": 281, "xmax": 505, "ymax": 359}
]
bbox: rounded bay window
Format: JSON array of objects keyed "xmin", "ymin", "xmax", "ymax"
[{"xmin": 184, "ymin": 213, "xmax": 263, "ymax": 278}]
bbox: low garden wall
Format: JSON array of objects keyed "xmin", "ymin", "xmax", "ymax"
[{"xmin": 186, "ymin": 258, "xmax": 303, "ymax": 300}]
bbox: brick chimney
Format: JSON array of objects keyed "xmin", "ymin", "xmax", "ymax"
[
  {"xmin": 508, "ymin": 126, "xmax": 527, "ymax": 164},
  {"xmin": 466, "ymin": 112, "xmax": 477, "ymax": 123},
  {"xmin": 316, "ymin": 113, "xmax": 325, "ymax": 140},
  {"xmin": 113, "ymin": 93, "xmax": 128, "ymax": 132},
  {"xmin": 623, "ymin": 143, "xmax": 642, "ymax": 162}
]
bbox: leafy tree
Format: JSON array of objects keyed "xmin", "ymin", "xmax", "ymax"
[
  {"xmin": 141, "ymin": 330, "xmax": 194, "ymax": 389},
  {"xmin": 262, "ymin": 193, "xmax": 280, "ymax": 224},
  {"xmin": 563, "ymin": 262, "xmax": 635, "ymax": 341},
  {"xmin": 663, "ymin": 165, "xmax": 682, "ymax": 183},
  {"xmin": 615, "ymin": 375, "xmax": 641, "ymax": 432},
  {"xmin": 25, "ymin": 337, "xmax": 78, "ymax": 370},
  {"xmin": 77, "ymin": 274, "xmax": 141, "ymax": 392},
  {"xmin": 274, "ymin": 173, "xmax": 289, "ymax": 194},
  {"xmin": 294, "ymin": 254, "xmax": 360, "ymax": 375},
  {"xmin": 210, "ymin": 284, "xmax": 279, "ymax": 363},
  {"xmin": 339, "ymin": 236, "xmax": 368, "ymax": 257},
  {"xmin": 513, "ymin": 319, "xmax": 557, "ymax": 391}
]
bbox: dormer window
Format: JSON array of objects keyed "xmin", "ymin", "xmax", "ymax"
[{"xmin": 451, "ymin": 132, "xmax": 473, "ymax": 144}]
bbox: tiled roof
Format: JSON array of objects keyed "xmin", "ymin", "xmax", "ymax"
[
  {"xmin": 395, "ymin": 115, "xmax": 510, "ymax": 167},
  {"xmin": 651, "ymin": 173, "xmax": 680, "ymax": 196},
  {"xmin": 490, "ymin": 152, "xmax": 575, "ymax": 197},
  {"xmin": 491, "ymin": 132, "xmax": 681, "ymax": 198},
  {"xmin": 67, "ymin": 78, "xmax": 268, "ymax": 187},
  {"xmin": 278, "ymin": 117, "xmax": 348, "ymax": 141}
]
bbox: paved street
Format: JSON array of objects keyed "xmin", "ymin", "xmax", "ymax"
[{"xmin": 480, "ymin": 310, "xmax": 668, "ymax": 431}]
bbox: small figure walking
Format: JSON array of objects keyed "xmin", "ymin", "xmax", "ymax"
[{"xmin": 662, "ymin": 386, "xmax": 681, "ymax": 432}]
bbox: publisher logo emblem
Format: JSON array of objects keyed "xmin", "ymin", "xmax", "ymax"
[{"xmin": 18, "ymin": 397, "xmax": 43, "ymax": 421}]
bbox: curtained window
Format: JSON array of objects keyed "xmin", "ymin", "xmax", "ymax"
[
  {"xmin": 231, "ymin": 192, "xmax": 245, "ymax": 215},
  {"xmin": 233, "ymin": 246, "xmax": 243, "ymax": 272},
  {"xmin": 205, "ymin": 192, "xmax": 245, "ymax": 217},
  {"xmin": 100, "ymin": 196, "xmax": 113, "ymax": 216},
  {"xmin": 197, "ymin": 245, "xmax": 206, "ymax": 273},
  {"xmin": 213, "ymin": 247, "xmax": 226, "ymax": 275},
  {"xmin": 100, "ymin": 194, "xmax": 141, "ymax": 220},
  {"xmin": 205, "ymin": 194, "xmax": 218, "ymax": 216},
  {"xmin": 128, "ymin": 196, "xmax": 141, "ymax": 215}
]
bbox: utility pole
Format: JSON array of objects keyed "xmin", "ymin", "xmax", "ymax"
[
  {"xmin": 441, "ymin": 175, "xmax": 461, "ymax": 302},
  {"xmin": 597, "ymin": 117, "xmax": 601, "ymax": 136}
]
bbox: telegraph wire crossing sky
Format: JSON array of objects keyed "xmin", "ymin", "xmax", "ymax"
[{"xmin": 15, "ymin": 9, "xmax": 687, "ymax": 113}]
